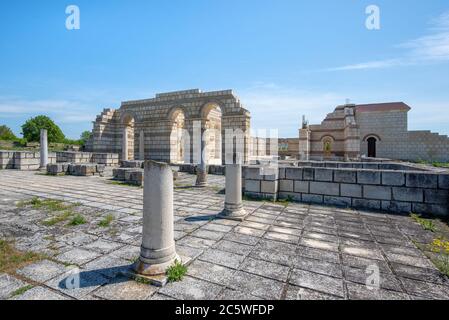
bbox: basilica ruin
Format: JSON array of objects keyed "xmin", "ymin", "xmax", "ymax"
[
  {"xmin": 86, "ymin": 89, "xmax": 449, "ymax": 164},
  {"xmin": 85, "ymin": 89, "xmax": 251, "ymax": 165}
]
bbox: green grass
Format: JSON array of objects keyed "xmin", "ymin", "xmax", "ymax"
[
  {"xmin": 0, "ymin": 240, "xmax": 45, "ymax": 274},
  {"xmin": 433, "ymin": 254, "xmax": 449, "ymax": 277},
  {"xmin": 166, "ymin": 260, "xmax": 188, "ymax": 283},
  {"xmin": 109, "ymin": 181, "xmax": 142, "ymax": 188},
  {"xmin": 68, "ymin": 214, "xmax": 87, "ymax": 226},
  {"xmin": 17, "ymin": 197, "xmax": 84, "ymax": 227},
  {"xmin": 411, "ymin": 213, "xmax": 437, "ymax": 232},
  {"xmin": 10, "ymin": 285, "xmax": 34, "ymax": 297},
  {"xmin": 41, "ymin": 211, "xmax": 73, "ymax": 226},
  {"xmin": 98, "ymin": 214, "xmax": 115, "ymax": 228},
  {"xmin": 415, "ymin": 159, "xmax": 449, "ymax": 168}
]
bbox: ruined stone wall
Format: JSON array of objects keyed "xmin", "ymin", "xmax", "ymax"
[
  {"xmin": 357, "ymin": 109, "xmax": 409, "ymax": 160},
  {"xmin": 406, "ymin": 131, "xmax": 449, "ymax": 162},
  {"xmin": 87, "ymin": 89, "xmax": 251, "ymax": 164},
  {"xmin": 243, "ymin": 166, "xmax": 449, "ymax": 216},
  {"xmin": 357, "ymin": 109, "xmax": 449, "ymax": 162}
]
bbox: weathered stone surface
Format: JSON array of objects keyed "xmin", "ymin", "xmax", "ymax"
[
  {"xmin": 334, "ymin": 170, "xmax": 356, "ymax": 183},
  {"xmin": 357, "ymin": 171, "xmax": 381, "ymax": 185},
  {"xmin": 363, "ymin": 185, "xmax": 392, "ymax": 200},
  {"xmin": 314, "ymin": 169, "xmax": 333, "ymax": 182},
  {"xmin": 406, "ymin": 173, "xmax": 438, "ymax": 188},
  {"xmin": 340, "ymin": 184, "xmax": 362, "ymax": 198},
  {"xmin": 382, "ymin": 171, "xmax": 405, "ymax": 186},
  {"xmin": 309, "ymin": 182, "xmax": 339, "ymax": 196},
  {"xmin": 392, "ymin": 187, "xmax": 424, "ymax": 202}
]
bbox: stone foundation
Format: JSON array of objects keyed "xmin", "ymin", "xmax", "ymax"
[
  {"xmin": 243, "ymin": 165, "xmax": 449, "ymax": 216},
  {"xmin": 0, "ymin": 151, "xmax": 56, "ymax": 170},
  {"xmin": 47, "ymin": 163, "xmax": 105, "ymax": 176}
]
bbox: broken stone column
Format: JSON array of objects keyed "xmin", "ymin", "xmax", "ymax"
[
  {"xmin": 134, "ymin": 161, "xmax": 180, "ymax": 277},
  {"xmin": 39, "ymin": 129, "xmax": 48, "ymax": 169},
  {"xmin": 122, "ymin": 128, "xmax": 128, "ymax": 161},
  {"xmin": 139, "ymin": 130, "xmax": 145, "ymax": 160},
  {"xmin": 195, "ymin": 128, "xmax": 207, "ymax": 187},
  {"xmin": 219, "ymin": 162, "xmax": 247, "ymax": 221}
]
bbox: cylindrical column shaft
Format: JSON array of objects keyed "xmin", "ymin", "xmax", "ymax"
[
  {"xmin": 196, "ymin": 128, "xmax": 207, "ymax": 186},
  {"xmin": 139, "ymin": 130, "xmax": 145, "ymax": 160},
  {"xmin": 220, "ymin": 164, "xmax": 247, "ymax": 221},
  {"xmin": 122, "ymin": 128, "xmax": 128, "ymax": 161},
  {"xmin": 39, "ymin": 129, "xmax": 48, "ymax": 169},
  {"xmin": 135, "ymin": 161, "xmax": 179, "ymax": 276}
]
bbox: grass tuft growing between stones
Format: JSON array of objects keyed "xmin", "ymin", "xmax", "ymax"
[
  {"xmin": 17, "ymin": 197, "xmax": 85, "ymax": 227},
  {"xmin": 10, "ymin": 285, "xmax": 34, "ymax": 297},
  {"xmin": 98, "ymin": 214, "xmax": 115, "ymax": 228},
  {"xmin": 109, "ymin": 180, "xmax": 142, "ymax": 188},
  {"xmin": 411, "ymin": 213, "xmax": 436, "ymax": 232},
  {"xmin": 0, "ymin": 239, "xmax": 45, "ymax": 274},
  {"xmin": 68, "ymin": 214, "xmax": 87, "ymax": 226},
  {"xmin": 166, "ymin": 260, "xmax": 187, "ymax": 283}
]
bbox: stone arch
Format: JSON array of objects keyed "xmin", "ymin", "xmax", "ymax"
[
  {"xmin": 363, "ymin": 134, "xmax": 380, "ymax": 158},
  {"xmin": 362, "ymin": 134, "xmax": 382, "ymax": 142},
  {"xmin": 121, "ymin": 112, "xmax": 136, "ymax": 161},
  {"xmin": 200, "ymin": 102, "xmax": 223, "ymax": 165},
  {"xmin": 169, "ymin": 107, "xmax": 187, "ymax": 163},
  {"xmin": 321, "ymin": 135, "xmax": 335, "ymax": 158}
]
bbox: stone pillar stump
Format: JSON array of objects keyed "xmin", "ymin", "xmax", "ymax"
[{"xmin": 39, "ymin": 129, "xmax": 48, "ymax": 170}]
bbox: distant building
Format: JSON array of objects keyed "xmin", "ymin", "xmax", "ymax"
[{"xmin": 297, "ymin": 102, "xmax": 449, "ymax": 162}]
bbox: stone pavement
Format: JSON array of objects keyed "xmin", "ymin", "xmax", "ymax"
[{"xmin": 0, "ymin": 170, "xmax": 448, "ymax": 300}]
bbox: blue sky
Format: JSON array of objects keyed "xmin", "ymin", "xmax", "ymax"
[{"xmin": 1, "ymin": 0, "xmax": 449, "ymax": 138}]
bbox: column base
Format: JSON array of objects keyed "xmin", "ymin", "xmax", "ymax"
[
  {"xmin": 128, "ymin": 254, "xmax": 192, "ymax": 287},
  {"xmin": 218, "ymin": 203, "xmax": 248, "ymax": 222},
  {"xmin": 195, "ymin": 171, "xmax": 208, "ymax": 187}
]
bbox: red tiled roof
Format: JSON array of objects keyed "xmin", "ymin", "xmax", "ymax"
[{"xmin": 356, "ymin": 102, "xmax": 411, "ymax": 112}]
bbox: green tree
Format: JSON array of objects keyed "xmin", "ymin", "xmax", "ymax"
[
  {"xmin": 0, "ymin": 125, "xmax": 17, "ymax": 141},
  {"xmin": 80, "ymin": 130, "xmax": 92, "ymax": 145},
  {"xmin": 21, "ymin": 116, "xmax": 65, "ymax": 143}
]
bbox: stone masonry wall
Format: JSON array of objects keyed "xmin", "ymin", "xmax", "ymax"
[
  {"xmin": 243, "ymin": 166, "xmax": 449, "ymax": 217},
  {"xmin": 357, "ymin": 109, "xmax": 449, "ymax": 162},
  {"xmin": 0, "ymin": 151, "xmax": 56, "ymax": 170}
]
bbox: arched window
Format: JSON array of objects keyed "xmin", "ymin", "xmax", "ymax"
[
  {"xmin": 367, "ymin": 137, "xmax": 377, "ymax": 158},
  {"xmin": 322, "ymin": 137, "xmax": 333, "ymax": 157}
]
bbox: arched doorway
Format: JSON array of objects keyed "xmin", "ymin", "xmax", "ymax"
[
  {"xmin": 201, "ymin": 103, "xmax": 222, "ymax": 165},
  {"xmin": 122, "ymin": 114, "xmax": 135, "ymax": 161},
  {"xmin": 367, "ymin": 137, "xmax": 377, "ymax": 158},
  {"xmin": 169, "ymin": 109, "xmax": 186, "ymax": 163},
  {"xmin": 322, "ymin": 136, "xmax": 334, "ymax": 159}
]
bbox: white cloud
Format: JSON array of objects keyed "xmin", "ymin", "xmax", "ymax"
[
  {"xmin": 327, "ymin": 11, "xmax": 449, "ymax": 71},
  {"xmin": 326, "ymin": 59, "xmax": 404, "ymax": 71},
  {"xmin": 239, "ymin": 84, "xmax": 346, "ymax": 137},
  {"xmin": 0, "ymin": 98, "xmax": 97, "ymax": 124}
]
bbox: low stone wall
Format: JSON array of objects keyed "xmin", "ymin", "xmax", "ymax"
[
  {"xmin": 0, "ymin": 151, "xmax": 56, "ymax": 170},
  {"xmin": 56, "ymin": 151, "xmax": 119, "ymax": 166},
  {"xmin": 295, "ymin": 160, "xmax": 430, "ymax": 172},
  {"xmin": 47, "ymin": 163, "xmax": 105, "ymax": 176},
  {"xmin": 243, "ymin": 166, "xmax": 449, "ymax": 216},
  {"xmin": 113, "ymin": 168, "xmax": 144, "ymax": 186},
  {"xmin": 176, "ymin": 163, "xmax": 226, "ymax": 175},
  {"xmin": 121, "ymin": 160, "xmax": 144, "ymax": 168}
]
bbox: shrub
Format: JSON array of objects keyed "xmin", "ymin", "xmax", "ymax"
[
  {"xmin": 0, "ymin": 125, "xmax": 17, "ymax": 141},
  {"xmin": 21, "ymin": 115, "xmax": 65, "ymax": 143}
]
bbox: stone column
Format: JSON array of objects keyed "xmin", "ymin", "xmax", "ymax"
[
  {"xmin": 134, "ymin": 161, "xmax": 179, "ymax": 276},
  {"xmin": 196, "ymin": 127, "xmax": 208, "ymax": 187},
  {"xmin": 219, "ymin": 162, "xmax": 247, "ymax": 221},
  {"xmin": 39, "ymin": 129, "xmax": 48, "ymax": 169},
  {"xmin": 122, "ymin": 127, "xmax": 128, "ymax": 161},
  {"xmin": 139, "ymin": 130, "xmax": 145, "ymax": 161}
]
